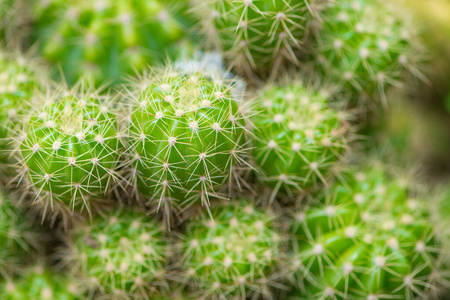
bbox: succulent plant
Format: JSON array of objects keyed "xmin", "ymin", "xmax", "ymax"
[
  {"xmin": 190, "ymin": 0, "xmax": 320, "ymax": 78},
  {"xmin": 176, "ymin": 200, "xmax": 282, "ymax": 299},
  {"xmin": 251, "ymin": 80, "xmax": 350, "ymax": 200},
  {"xmin": 312, "ymin": 0, "xmax": 425, "ymax": 105},
  {"xmin": 31, "ymin": 0, "xmax": 194, "ymax": 86},
  {"xmin": 124, "ymin": 66, "xmax": 247, "ymax": 220},
  {"xmin": 287, "ymin": 162, "xmax": 448, "ymax": 299},
  {"xmin": 12, "ymin": 82, "xmax": 122, "ymax": 222},
  {"xmin": 0, "ymin": 263, "xmax": 84, "ymax": 300},
  {"xmin": 62, "ymin": 206, "xmax": 169, "ymax": 299},
  {"xmin": 0, "ymin": 191, "xmax": 40, "ymax": 278}
]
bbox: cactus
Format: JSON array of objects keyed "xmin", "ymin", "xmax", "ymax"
[
  {"xmin": 287, "ymin": 162, "xmax": 447, "ymax": 299},
  {"xmin": 12, "ymin": 82, "xmax": 122, "ymax": 222},
  {"xmin": 312, "ymin": 0, "xmax": 425, "ymax": 105},
  {"xmin": 190, "ymin": 0, "xmax": 320, "ymax": 78},
  {"xmin": 176, "ymin": 200, "xmax": 282, "ymax": 299},
  {"xmin": 0, "ymin": 263, "xmax": 84, "ymax": 299},
  {"xmin": 124, "ymin": 66, "xmax": 247, "ymax": 220},
  {"xmin": 31, "ymin": 0, "xmax": 193, "ymax": 86},
  {"xmin": 0, "ymin": 191, "xmax": 40, "ymax": 278},
  {"xmin": 251, "ymin": 81, "xmax": 350, "ymax": 200},
  {"xmin": 62, "ymin": 206, "xmax": 169, "ymax": 299}
]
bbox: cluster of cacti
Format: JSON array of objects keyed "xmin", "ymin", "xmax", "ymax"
[
  {"xmin": 312, "ymin": 0, "xmax": 425, "ymax": 104},
  {"xmin": 0, "ymin": 0, "xmax": 448, "ymax": 299},
  {"xmin": 287, "ymin": 162, "xmax": 447, "ymax": 299},
  {"xmin": 31, "ymin": 0, "xmax": 194, "ymax": 86}
]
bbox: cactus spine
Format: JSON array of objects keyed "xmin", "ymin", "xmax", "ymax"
[
  {"xmin": 251, "ymin": 80, "xmax": 350, "ymax": 199},
  {"xmin": 176, "ymin": 200, "xmax": 282, "ymax": 299},
  {"xmin": 124, "ymin": 66, "xmax": 247, "ymax": 219},
  {"xmin": 287, "ymin": 163, "xmax": 447, "ymax": 299}
]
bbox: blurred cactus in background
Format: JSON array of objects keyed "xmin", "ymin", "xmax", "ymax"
[{"xmin": 31, "ymin": 0, "xmax": 195, "ymax": 86}]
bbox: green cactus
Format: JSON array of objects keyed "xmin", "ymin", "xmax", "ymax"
[
  {"xmin": 32, "ymin": 0, "xmax": 194, "ymax": 86},
  {"xmin": 12, "ymin": 82, "xmax": 122, "ymax": 222},
  {"xmin": 62, "ymin": 206, "xmax": 168, "ymax": 299},
  {"xmin": 312, "ymin": 0, "xmax": 425, "ymax": 105},
  {"xmin": 0, "ymin": 263, "xmax": 84, "ymax": 300},
  {"xmin": 287, "ymin": 162, "xmax": 447, "ymax": 299},
  {"xmin": 124, "ymin": 67, "xmax": 247, "ymax": 220},
  {"xmin": 251, "ymin": 81, "xmax": 350, "ymax": 199},
  {"xmin": 191, "ymin": 0, "xmax": 320, "ymax": 77},
  {"xmin": 0, "ymin": 191, "xmax": 40, "ymax": 278},
  {"xmin": 176, "ymin": 200, "xmax": 282, "ymax": 299}
]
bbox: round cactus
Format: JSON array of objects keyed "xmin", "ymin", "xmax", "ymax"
[
  {"xmin": 124, "ymin": 67, "xmax": 247, "ymax": 219},
  {"xmin": 176, "ymin": 200, "xmax": 282, "ymax": 299},
  {"xmin": 251, "ymin": 81, "xmax": 350, "ymax": 199},
  {"xmin": 312, "ymin": 0, "xmax": 425, "ymax": 105},
  {"xmin": 62, "ymin": 206, "xmax": 168, "ymax": 299},
  {"xmin": 12, "ymin": 83, "xmax": 122, "ymax": 221},
  {"xmin": 287, "ymin": 162, "xmax": 447, "ymax": 299},
  {"xmin": 191, "ymin": 0, "xmax": 320, "ymax": 77},
  {"xmin": 0, "ymin": 263, "xmax": 84, "ymax": 300},
  {"xmin": 32, "ymin": 0, "xmax": 193, "ymax": 86},
  {"xmin": 0, "ymin": 191, "xmax": 40, "ymax": 277}
]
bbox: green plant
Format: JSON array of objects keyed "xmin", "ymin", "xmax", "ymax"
[
  {"xmin": 312, "ymin": 0, "xmax": 425, "ymax": 105},
  {"xmin": 124, "ymin": 66, "xmax": 247, "ymax": 220},
  {"xmin": 176, "ymin": 200, "xmax": 282, "ymax": 299},
  {"xmin": 251, "ymin": 80, "xmax": 350, "ymax": 200},
  {"xmin": 0, "ymin": 263, "xmax": 84, "ymax": 300},
  {"xmin": 287, "ymin": 162, "xmax": 447, "ymax": 299},
  {"xmin": 32, "ymin": 0, "xmax": 193, "ymax": 86},
  {"xmin": 12, "ymin": 82, "xmax": 122, "ymax": 222},
  {"xmin": 0, "ymin": 191, "xmax": 40, "ymax": 278},
  {"xmin": 62, "ymin": 206, "xmax": 168, "ymax": 299},
  {"xmin": 190, "ymin": 0, "xmax": 320, "ymax": 77}
]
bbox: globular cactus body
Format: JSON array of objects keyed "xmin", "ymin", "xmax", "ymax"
[
  {"xmin": 313, "ymin": 0, "xmax": 424, "ymax": 104},
  {"xmin": 14, "ymin": 84, "xmax": 122, "ymax": 220},
  {"xmin": 251, "ymin": 81, "xmax": 349, "ymax": 198},
  {"xmin": 63, "ymin": 207, "xmax": 168, "ymax": 299},
  {"xmin": 0, "ymin": 264, "xmax": 83, "ymax": 300},
  {"xmin": 176, "ymin": 200, "xmax": 282, "ymax": 299},
  {"xmin": 288, "ymin": 163, "xmax": 447, "ymax": 299},
  {"xmin": 0, "ymin": 192, "xmax": 39, "ymax": 277},
  {"xmin": 191, "ymin": 0, "xmax": 319, "ymax": 77},
  {"xmin": 125, "ymin": 67, "xmax": 247, "ymax": 218},
  {"xmin": 32, "ymin": 0, "xmax": 193, "ymax": 86}
]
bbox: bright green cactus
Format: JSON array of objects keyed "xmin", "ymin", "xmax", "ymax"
[
  {"xmin": 13, "ymin": 83, "xmax": 122, "ymax": 222},
  {"xmin": 124, "ymin": 67, "xmax": 247, "ymax": 220},
  {"xmin": 32, "ymin": 0, "xmax": 193, "ymax": 86},
  {"xmin": 62, "ymin": 206, "xmax": 169, "ymax": 299},
  {"xmin": 312, "ymin": 0, "xmax": 425, "ymax": 105},
  {"xmin": 176, "ymin": 200, "xmax": 282, "ymax": 299},
  {"xmin": 0, "ymin": 191, "xmax": 40, "ymax": 277},
  {"xmin": 251, "ymin": 81, "xmax": 350, "ymax": 200},
  {"xmin": 0, "ymin": 263, "xmax": 84, "ymax": 300},
  {"xmin": 287, "ymin": 162, "xmax": 447, "ymax": 299},
  {"xmin": 191, "ymin": 0, "xmax": 320, "ymax": 77}
]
